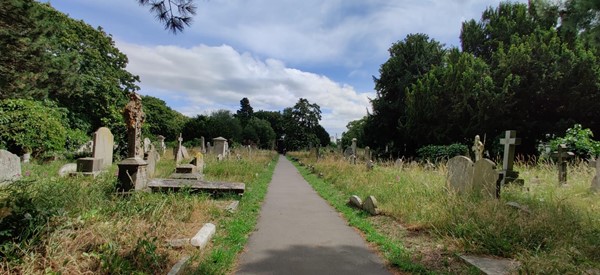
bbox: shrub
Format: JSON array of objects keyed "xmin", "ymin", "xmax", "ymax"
[
  {"xmin": 0, "ymin": 99, "xmax": 67, "ymax": 156},
  {"xmin": 548, "ymin": 124, "xmax": 600, "ymax": 159},
  {"xmin": 416, "ymin": 143, "xmax": 468, "ymax": 162}
]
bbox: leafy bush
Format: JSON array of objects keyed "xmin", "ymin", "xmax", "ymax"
[
  {"xmin": 548, "ymin": 124, "xmax": 600, "ymax": 159},
  {"xmin": 0, "ymin": 99, "xmax": 68, "ymax": 156},
  {"xmin": 416, "ymin": 143, "xmax": 468, "ymax": 162}
]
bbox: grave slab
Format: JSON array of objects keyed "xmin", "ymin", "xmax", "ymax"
[
  {"xmin": 460, "ymin": 255, "xmax": 520, "ymax": 275},
  {"xmin": 148, "ymin": 179, "xmax": 245, "ymax": 194}
]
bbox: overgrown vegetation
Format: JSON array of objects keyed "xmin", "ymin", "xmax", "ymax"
[
  {"xmin": 289, "ymin": 151, "xmax": 600, "ymax": 273},
  {"xmin": 0, "ymin": 149, "xmax": 277, "ymax": 274}
]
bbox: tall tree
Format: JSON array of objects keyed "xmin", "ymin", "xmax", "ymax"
[
  {"xmin": 142, "ymin": 95, "xmax": 188, "ymax": 140},
  {"xmin": 367, "ymin": 33, "xmax": 445, "ymax": 155},
  {"xmin": 282, "ymin": 98, "xmax": 323, "ymax": 150},
  {"xmin": 235, "ymin": 97, "xmax": 254, "ymax": 127}
]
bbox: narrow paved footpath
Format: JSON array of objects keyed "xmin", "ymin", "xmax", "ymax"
[{"xmin": 236, "ymin": 156, "xmax": 390, "ymax": 275}]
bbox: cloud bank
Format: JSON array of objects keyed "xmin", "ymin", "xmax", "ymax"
[{"xmin": 118, "ymin": 41, "xmax": 373, "ymax": 136}]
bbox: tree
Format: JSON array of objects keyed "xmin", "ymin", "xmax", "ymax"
[
  {"xmin": 235, "ymin": 97, "xmax": 254, "ymax": 127},
  {"xmin": 341, "ymin": 117, "xmax": 367, "ymax": 148},
  {"xmin": 205, "ymin": 110, "xmax": 242, "ymax": 143},
  {"xmin": 561, "ymin": 0, "xmax": 600, "ymax": 47},
  {"xmin": 0, "ymin": 99, "xmax": 68, "ymax": 156},
  {"xmin": 366, "ymin": 33, "xmax": 445, "ymax": 155},
  {"xmin": 243, "ymin": 117, "xmax": 276, "ymax": 148},
  {"xmin": 314, "ymin": 125, "xmax": 331, "ymax": 147},
  {"xmin": 142, "ymin": 95, "xmax": 188, "ymax": 141},
  {"xmin": 137, "ymin": 0, "xmax": 197, "ymax": 33},
  {"xmin": 255, "ymin": 110, "xmax": 285, "ymax": 139},
  {"xmin": 282, "ymin": 98, "xmax": 323, "ymax": 150}
]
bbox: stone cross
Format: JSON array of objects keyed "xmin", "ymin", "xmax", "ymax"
[
  {"xmin": 471, "ymin": 135, "xmax": 484, "ymax": 161},
  {"xmin": 497, "ymin": 130, "xmax": 522, "ymax": 198},
  {"xmin": 499, "ymin": 130, "xmax": 520, "ymax": 172},
  {"xmin": 123, "ymin": 92, "xmax": 145, "ymax": 158},
  {"xmin": 553, "ymin": 144, "xmax": 574, "ymax": 185}
]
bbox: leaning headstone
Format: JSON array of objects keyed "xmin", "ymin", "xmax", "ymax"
[
  {"xmin": 190, "ymin": 223, "xmax": 216, "ymax": 249},
  {"xmin": 58, "ymin": 163, "xmax": 77, "ymax": 177},
  {"xmin": 117, "ymin": 92, "xmax": 148, "ymax": 192},
  {"xmin": 92, "ymin": 127, "xmax": 114, "ymax": 170},
  {"xmin": 143, "ymin": 137, "xmax": 152, "ymax": 153},
  {"xmin": 472, "ymin": 159, "xmax": 499, "ymax": 198},
  {"xmin": 349, "ymin": 195, "xmax": 362, "ymax": 209},
  {"xmin": 447, "ymin": 156, "xmax": 475, "ymax": 194},
  {"xmin": 363, "ymin": 196, "xmax": 379, "ymax": 215},
  {"xmin": 0, "ymin": 150, "xmax": 21, "ymax": 183},
  {"xmin": 181, "ymin": 146, "xmax": 190, "ymax": 159},
  {"xmin": 552, "ymin": 144, "xmax": 574, "ymax": 185}
]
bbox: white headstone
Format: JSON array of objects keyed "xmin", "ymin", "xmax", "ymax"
[
  {"xmin": 92, "ymin": 127, "xmax": 114, "ymax": 170},
  {"xmin": 143, "ymin": 137, "xmax": 152, "ymax": 153},
  {"xmin": 447, "ymin": 156, "xmax": 475, "ymax": 194},
  {"xmin": 363, "ymin": 196, "xmax": 379, "ymax": 215},
  {"xmin": 0, "ymin": 150, "xmax": 21, "ymax": 183},
  {"xmin": 472, "ymin": 158, "xmax": 499, "ymax": 198}
]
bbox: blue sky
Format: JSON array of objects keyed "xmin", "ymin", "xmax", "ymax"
[{"xmin": 47, "ymin": 0, "xmax": 526, "ymax": 137}]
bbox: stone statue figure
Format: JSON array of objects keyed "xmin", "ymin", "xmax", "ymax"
[{"xmin": 472, "ymin": 135, "xmax": 484, "ymax": 161}]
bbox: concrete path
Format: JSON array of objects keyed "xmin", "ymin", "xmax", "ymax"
[{"xmin": 236, "ymin": 156, "xmax": 390, "ymax": 275}]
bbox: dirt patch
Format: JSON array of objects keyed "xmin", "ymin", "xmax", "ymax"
[{"xmin": 369, "ymin": 215, "xmax": 473, "ymax": 274}]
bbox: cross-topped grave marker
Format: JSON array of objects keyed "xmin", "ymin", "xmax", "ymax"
[
  {"xmin": 117, "ymin": 92, "xmax": 148, "ymax": 192},
  {"xmin": 552, "ymin": 144, "xmax": 574, "ymax": 185},
  {"xmin": 497, "ymin": 130, "xmax": 523, "ymax": 198}
]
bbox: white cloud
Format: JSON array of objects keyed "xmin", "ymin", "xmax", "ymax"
[{"xmin": 117, "ymin": 41, "xmax": 373, "ymax": 136}]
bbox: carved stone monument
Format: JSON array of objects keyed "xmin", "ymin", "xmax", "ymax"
[
  {"xmin": 552, "ymin": 144, "xmax": 574, "ymax": 185},
  {"xmin": 471, "ymin": 135, "xmax": 484, "ymax": 161},
  {"xmin": 117, "ymin": 92, "xmax": 148, "ymax": 192}
]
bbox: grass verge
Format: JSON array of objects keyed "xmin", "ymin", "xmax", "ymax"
[{"xmin": 289, "ymin": 156, "xmax": 433, "ymax": 274}]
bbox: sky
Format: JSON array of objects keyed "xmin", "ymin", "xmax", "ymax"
[{"xmin": 47, "ymin": 0, "xmax": 527, "ymax": 138}]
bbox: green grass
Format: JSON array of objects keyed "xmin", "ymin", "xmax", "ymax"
[
  {"xmin": 289, "ymin": 151, "xmax": 600, "ymax": 273},
  {"xmin": 0, "ymin": 149, "xmax": 278, "ymax": 274}
]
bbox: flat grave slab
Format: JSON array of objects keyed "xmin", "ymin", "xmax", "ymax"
[
  {"xmin": 148, "ymin": 178, "xmax": 245, "ymax": 194},
  {"xmin": 460, "ymin": 254, "xmax": 520, "ymax": 275}
]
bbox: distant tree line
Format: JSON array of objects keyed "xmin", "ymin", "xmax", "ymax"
[
  {"xmin": 0, "ymin": 0, "xmax": 330, "ymax": 157},
  {"xmin": 343, "ymin": 1, "xmax": 600, "ymax": 158}
]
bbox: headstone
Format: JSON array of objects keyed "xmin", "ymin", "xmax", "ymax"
[
  {"xmin": 157, "ymin": 135, "xmax": 166, "ymax": 155},
  {"xmin": 590, "ymin": 159, "xmax": 600, "ymax": 193},
  {"xmin": 366, "ymin": 160, "xmax": 374, "ymax": 171},
  {"xmin": 21, "ymin": 153, "xmax": 30, "ymax": 163},
  {"xmin": 207, "ymin": 142, "xmax": 213, "ymax": 154},
  {"xmin": 181, "ymin": 146, "xmax": 190, "ymax": 159},
  {"xmin": 143, "ymin": 137, "xmax": 152, "ymax": 153},
  {"xmin": 117, "ymin": 92, "xmax": 148, "ymax": 192},
  {"xmin": 316, "ymin": 145, "xmax": 321, "ymax": 160},
  {"xmin": 395, "ymin": 158, "xmax": 404, "ymax": 169},
  {"xmin": 145, "ymin": 147, "xmax": 159, "ymax": 179},
  {"xmin": 175, "ymin": 134, "xmax": 184, "ymax": 164},
  {"xmin": 92, "ymin": 127, "xmax": 114, "ymax": 170},
  {"xmin": 497, "ymin": 130, "xmax": 523, "ymax": 197},
  {"xmin": 351, "ymin": 138, "xmax": 357, "ymax": 155},
  {"xmin": 58, "ymin": 163, "xmax": 77, "ymax": 177},
  {"xmin": 0, "ymin": 150, "xmax": 21, "ymax": 183},
  {"xmin": 190, "ymin": 152, "xmax": 204, "ymax": 173},
  {"xmin": 349, "ymin": 195, "xmax": 362, "ymax": 208},
  {"xmin": 552, "ymin": 144, "xmax": 574, "ymax": 185},
  {"xmin": 363, "ymin": 195, "xmax": 379, "ymax": 215},
  {"xmin": 190, "ymin": 223, "xmax": 216, "ymax": 249},
  {"xmin": 447, "ymin": 156, "xmax": 475, "ymax": 194},
  {"xmin": 344, "ymin": 147, "xmax": 353, "ymax": 159},
  {"xmin": 200, "ymin": 136, "xmax": 206, "ymax": 153},
  {"xmin": 460, "ymin": 255, "xmax": 520, "ymax": 275},
  {"xmin": 364, "ymin": 146, "xmax": 371, "ymax": 161},
  {"xmin": 213, "ymin": 137, "xmax": 227, "ymax": 156},
  {"xmin": 471, "ymin": 135, "xmax": 484, "ymax": 162},
  {"xmin": 472, "ymin": 158, "xmax": 499, "ymax": 198}
]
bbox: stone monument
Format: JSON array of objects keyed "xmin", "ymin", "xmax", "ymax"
[
  {"xmin": 117, "ymin": 92, "xmax": 148, "ymax": 192},
  {"xmin": 471, "ymin": 135, "xmax": 484, "ymax": 161}
]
